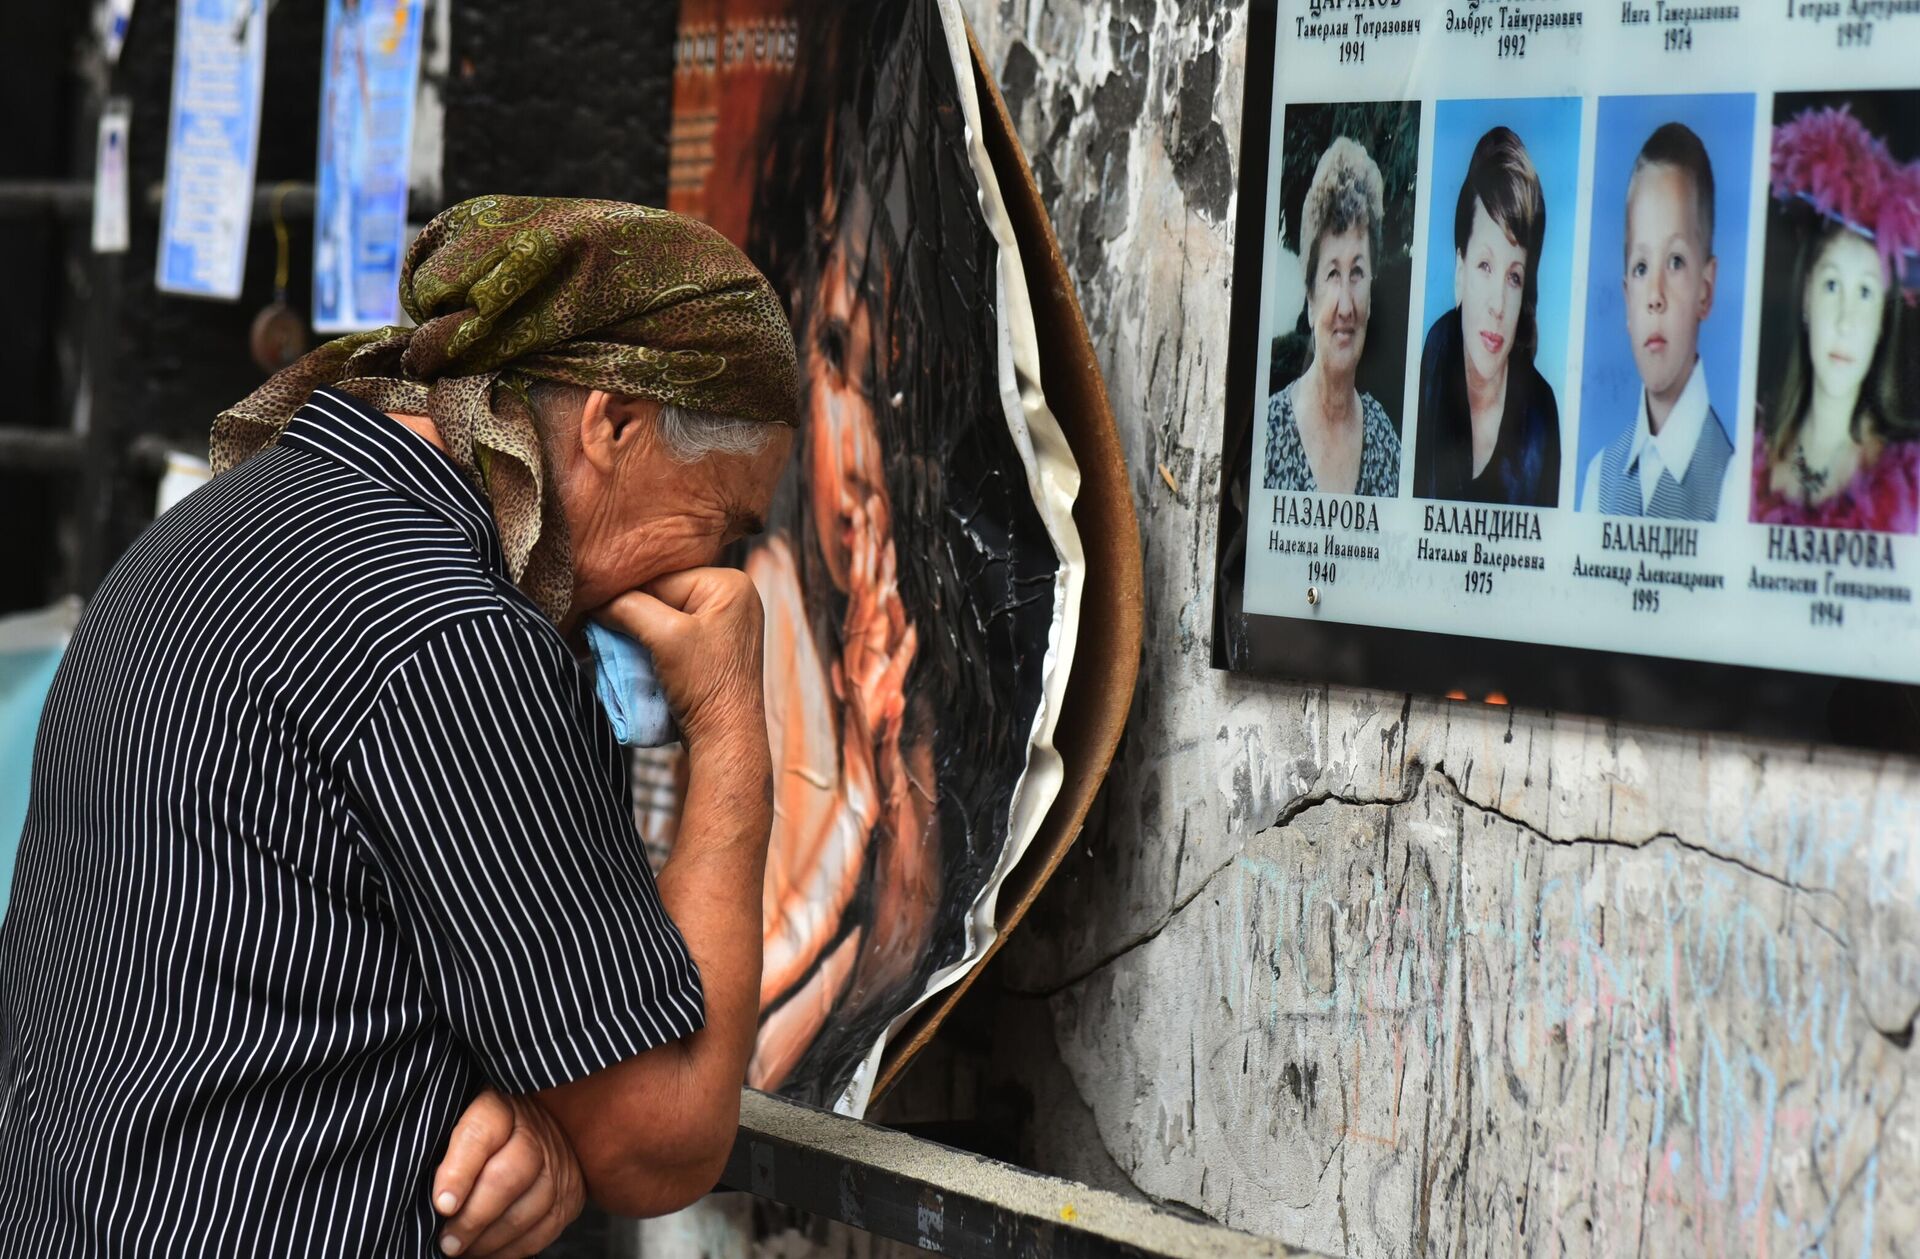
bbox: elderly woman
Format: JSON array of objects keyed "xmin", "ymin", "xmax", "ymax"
[
  {"xmin": 1752, "ymin": 106, "xmax": 1920, "ymax": 532},
  {"xmin": 0, "ymin": 198, "xmax": 796, "ymax": 1256},
  {"xmin": 1414, "ymin": 126, "xmax": 1562, "ymax": 506},
  {"xmin": 1265, "ymin": 137, "xmax": 1402, "ymax": 496}
]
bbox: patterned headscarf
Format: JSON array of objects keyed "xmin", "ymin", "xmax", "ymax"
[{"xmin": 212, "ymin": 196, "xmax": 800, "ymax": 622}]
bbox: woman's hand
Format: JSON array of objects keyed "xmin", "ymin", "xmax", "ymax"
[
  {"xmin": 431, "ymin": 1087, "xmax": 586, "ymax": 1258},
  {"xmin": 838, "ymin": 492, "xmax": 915, "ymax": 746},
  {"xmin": 597, "ymin": 567, "xmax": 768, "ymax": 757}
]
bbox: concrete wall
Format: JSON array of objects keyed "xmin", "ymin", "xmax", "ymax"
[{"xmin": 961, "ymin": 0, "xmax": 1920, "ymax": 1254}]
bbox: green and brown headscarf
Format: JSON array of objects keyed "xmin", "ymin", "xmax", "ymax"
[{"xmin": 212, "ymin": 196, "xmax": 800, "ymax": 622}]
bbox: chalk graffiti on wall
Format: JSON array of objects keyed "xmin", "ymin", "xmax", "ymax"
[{"xmin": 1056, "ymin": 762, "xmax": 1914, "ymax": 1258}]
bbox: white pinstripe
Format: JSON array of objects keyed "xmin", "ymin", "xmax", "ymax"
[{"xmin": 0, "ymin": 387, "xmax": 705, "ymax": 1256}]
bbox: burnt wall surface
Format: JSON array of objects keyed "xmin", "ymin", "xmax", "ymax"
[
  {"xmin": 93, "ymin": 0, "xmax": 679, "ymax": 443},
  {"xmin": 443, "ymin": 0, "xmax": 674, "ymax": 205},
  {"xmin": 0, "ymin": 3, "xmax": 89, "ymax": 611},
  {"xmin": 960, "ymin": 1, "xmax": 1920, "ymax": 1255},
  {"xmin": 102, "ymin": 0, "xmax": 326, "ymax": 452},
  {"xmin": 7, "ymin": 0, "xmax": 670, "ymax": 612},
  {"xmin": 10, "ymin": 0, "xmax": 329, "ymax": 610}
]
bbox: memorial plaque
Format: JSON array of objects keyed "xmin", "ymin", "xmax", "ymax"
[{"xmin": 1215, "ymin": 0, "xmax": 1920, "ymax": 746}]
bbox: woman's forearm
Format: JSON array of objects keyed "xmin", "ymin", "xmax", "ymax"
[
  {"xmin": 655, "ymin": 731, "xmax": 774, "ymax": 1099},
  {"xmin": 535, "ymin": 727, "xmax": 772, "ymax": 1218}
]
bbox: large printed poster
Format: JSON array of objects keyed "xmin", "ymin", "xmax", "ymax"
[
  {"xmin": 665, "ymin": 0, "xmax": 1081, "ymax": 1113},
  {"xmin": 1227, "ymin": 0, "xmax": 1920, "ymax": 716}
]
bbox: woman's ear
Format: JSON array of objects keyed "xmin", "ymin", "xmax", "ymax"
[
  {"xmin": 577, "ymin": 391, "xmax": 658, "ymax": 473},
  {"xmin": 576, "ymin": 389, "xmax": 617, "ymax": 474}
]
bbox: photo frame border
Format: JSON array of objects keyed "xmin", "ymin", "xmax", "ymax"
[{"xmin": 1209, "ymin": 0, "xmax": 1920, "ymax": 752}]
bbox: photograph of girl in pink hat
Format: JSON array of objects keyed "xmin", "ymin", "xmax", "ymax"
[{"xmin": 1752, "ymin": 91, "xmax": 1920, "ymax": 534}]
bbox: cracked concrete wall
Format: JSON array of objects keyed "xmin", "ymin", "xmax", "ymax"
[{"xmin": 963, "ymin": 0, "xmax": 1920, "ymax": 1253}]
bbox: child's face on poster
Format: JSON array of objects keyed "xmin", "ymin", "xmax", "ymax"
[{"xmin": 1623, "ymin": 162, "xmax": 1716, "ymax": 410}]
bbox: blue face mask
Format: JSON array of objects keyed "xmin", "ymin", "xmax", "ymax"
[{"xmin": 584, "ymin": 622, "xmax": 677, "ymax": 748}]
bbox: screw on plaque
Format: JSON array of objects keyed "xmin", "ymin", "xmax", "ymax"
[
  {"xmin": 1307, "ymin": 586, "xmax": 1320, "ymax": 606},
  {"xmin": 250, "ymin": 183, "xmax": 309, "ymax": 374}
]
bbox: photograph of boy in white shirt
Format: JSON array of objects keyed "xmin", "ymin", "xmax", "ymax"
[{"xmin": 1581, "ymin": 121, "xmax": 1736, "ymax": 520}]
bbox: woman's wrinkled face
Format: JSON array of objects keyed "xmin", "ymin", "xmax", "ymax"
[
  {"xmin": 553, "ymin": 395, "xmax": 793, "ymax": 621},
  {"xmin": 1454, "ymin": 197, "xmax": 1527, "ymax": 387},
  {"xmin": 1804, "ymin": 228, "xmax": 1886, "ymax": 408},
  {"xmin": 1308, "ymin": 223, "xmax": 1372, "ymax": 382}
]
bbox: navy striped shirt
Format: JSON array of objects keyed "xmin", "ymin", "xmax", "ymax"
[{"xmin": 0, "ymin": 387, "xmax": 705, "ymax": 1255}]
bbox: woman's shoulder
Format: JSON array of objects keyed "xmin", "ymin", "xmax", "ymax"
[
  {"xmin": 1357, "ymin": 392, "xmax": 1404, "ymax": 497},
  {"xmin": 1521, "ymin": 359, "xmax": 1560, "ymax": 422},
  {"xmin": 1266, "ymin": 377, "xmax": 1299, "ymax": 421},
  {"xmin": 1359, "ymin": 392, "xmax": 1402, "ymax": 453},
  {"xmin": 1262, "ymin": 378, "xmax": 1312, "ymax": 493},
  {"xmin": 1419, "ymin": 306, "xmax": 1461, "ymax": 368},
  {"xmin": 1876, "ymin": 437, "xmax": 1920, "ymax": 473},
  {"xmin": 1415, "ymin": 310, "xmax": 1462, "ymax": 453},
  {"xmin": 1862, "ymin": 439, "xmax": 1920, "ymax": 526}
]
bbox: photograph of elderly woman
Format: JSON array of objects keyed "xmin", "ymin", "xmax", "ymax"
[
  {"xmin": 1263, "ymin": 100, "xmax": 1419, "ymax": 497},
  {"xmin": 1751, "ymin": 90, "xmax": 1920, "ymax": 534},
  {"xmin": 1413, "ymin": 99, "xmax": 1581, "ymax": 507}
]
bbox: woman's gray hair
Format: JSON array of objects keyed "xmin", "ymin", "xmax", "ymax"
[
  {"xmin": 655, "ymin": 402, "xmax": 774, "ymax": 461},
  {"xmin": 1300, "ymin": 136, "xmax": 1385, "ymax": 298},
  {"xmin": 525, "ymin": 380, "xmax": 774, "ymax": 463}
]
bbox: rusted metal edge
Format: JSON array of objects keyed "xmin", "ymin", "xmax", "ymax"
[
  {"xmin": 869, "ymin": 15, "xmax": 1146, "ymax": 1104},
  {"xmin": 722, "ymin": 1090, "xmax": 1319, "ymax": 1259}
]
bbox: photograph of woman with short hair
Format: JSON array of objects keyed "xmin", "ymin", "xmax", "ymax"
[
  {"xmin": 1750, "ymin": 92, "xmax": 1920, "ymax": 534},
  {"xmin": 1262, "ymin": 101, "xmax": 1419, "ymax": 497},
  {"xmin": 1413, "ymin": 102, "xmax": 1581, "ymax": 507}
]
